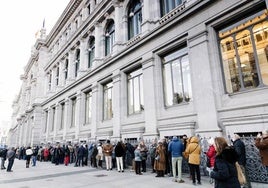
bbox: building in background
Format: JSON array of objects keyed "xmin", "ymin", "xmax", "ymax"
[{"xmin": 7, "ymin": 0, "xmax": 268, "ymax": 147}]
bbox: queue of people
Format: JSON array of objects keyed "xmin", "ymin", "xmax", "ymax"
[{"xmin": 0, "ymin": 131, "xmax": 267, "ymax": 188}]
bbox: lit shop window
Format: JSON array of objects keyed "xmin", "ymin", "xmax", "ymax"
[{"xmin": 219, "ymin": 10, "xmax": 268, "ymax": 93}]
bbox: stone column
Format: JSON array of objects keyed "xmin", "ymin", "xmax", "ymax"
[
  {"xmin": 142, "ymin": 54, "xmax": 158, "ymax": 139},
  {"xmin": 112, "ymin": 71, "xmax": 121, "ymax": 140},
  {"xmin": 66, "ymin": 50, "xmax": 75, "ymax": 84},
  {"xmin": 90, "ymin": 83, "xmax": 98, "ymax": 141},
  {"xmin": 78, "ymin": 39, "xmax": 88, "ymax": 77},
  {"xmin": 53, "ymin": 103, "xmax": 60, "ymax": 140},
  {"xmin": 141, "ymin": 0, "xmax": 159, "ymax": 34},
  {"xmin": 93, "ymin": 22, "xmax": 103, "ymax": 68},
  {"xmin": 63, "ymin": 98, "xmax": 69, "ymax": 140},
  {"xmin": 45, "ymin": 107, "xmax": 51, "ymax": 142},
  {"xmin": 74, "ymin": 92, "xmax": 82, "ymax": 140},
  {"xmin": 188, "ymin": 29, "xmax": 221, "ymax": 137},
  {"xmin": 51, "ymin": 67, "xmax": 56, "ymax": 92},
  {"xmin": 58, "ymin": 60, "xmax": 65, "ymax": 87},
  {"xmin": 90, "ymin": 0, "xmax": 96, "ymax": 14},
  {"xmin": 113, "ymin": 1, "xmax": 124, "ymax": 52}
]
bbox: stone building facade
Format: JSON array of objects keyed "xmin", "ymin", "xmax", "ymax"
[{"xmin": 8, "ymin": 0, "xmax": 268, "ymax": 147}]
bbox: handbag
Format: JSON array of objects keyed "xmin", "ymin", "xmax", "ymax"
[
  {"xmin": 206, "ymin": 156, "xmax": 211, "ymax": 168},
  {"xmin": 155, "ymin": 154, "xmax": 160, "ymax": 161},
  {"xmin": 235, "ymin": 162, "xmax": 246, "ymax": 185}
]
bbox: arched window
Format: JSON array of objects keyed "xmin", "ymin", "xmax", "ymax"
[
  {"xmin": 105, "ymin": 20, "xmax": 115, "ymax": 56},
  {"xmin": 160, "ymin": 0, "xmax": 183, "ymax": 16},
  {"xmin": 128, "ymin": 0, "xmax": 142, "ymax": 40},
  {"xmin": 88, "ymin": 36, "xmax": 95, "ymax": 68}
]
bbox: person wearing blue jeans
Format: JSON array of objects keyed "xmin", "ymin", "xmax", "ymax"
[{"xmin": 168, "ymin": 136, "xmax": 184, "ymax": 183}]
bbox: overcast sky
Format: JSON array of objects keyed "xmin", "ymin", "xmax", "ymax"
[{"xmin": 0, "ymin": 0, "xmax": 70, "ymax": 128}]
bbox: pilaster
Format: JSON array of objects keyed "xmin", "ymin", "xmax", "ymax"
[
  {"xmin": 141, "ymin": 54, "xmax": 158, "ymax": 139},
  {"xmin": 111, "ymin": 71, "xmax": 121, "ymax": 140}
]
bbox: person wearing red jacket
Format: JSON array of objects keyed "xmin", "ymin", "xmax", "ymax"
[{"xmin": 206, "ymin": 137, "xmax": 216, "ymax": 184}]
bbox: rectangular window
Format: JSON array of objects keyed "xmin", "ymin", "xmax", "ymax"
[
  {"xmin": 127, "ymin": 68, "xmax": 144, "ymax": 114},
  {"xmin": 160, "ymin": 0, "xmax": 183, "ymax": 17},
  {"xmin": 162, "ymin": 46, "xmax": 192, "ymax": 106},
  {"xmin": 85, "ymin": 91, "xmax": 92, "ymax": 124},
  {"xmin": 103, "ymin": 82, "xmax": 113, "ymax": 120},
  {"xmin": 71, "ymin": 98, "xmax": 76, "ymax": 127},
  {"xmin": 219, "ymin": 10, "xmax": 268, "ymax": 93}
]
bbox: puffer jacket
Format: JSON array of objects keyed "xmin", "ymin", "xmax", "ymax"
[
  {"xmin": 210, "ymin": 146, "xmax": 240, "ymax": 188},
  {"xmin": 184, "ymin": 136, "xmax": 201, "ymax": 165}
]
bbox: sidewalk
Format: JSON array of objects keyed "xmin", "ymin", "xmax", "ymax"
[{"xmin": 0, "ymin": 159, "xmax": 266, "ymax": 188}]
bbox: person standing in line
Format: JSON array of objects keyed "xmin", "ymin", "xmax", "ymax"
[
  {"xmin": 255, "ymin": 130, "xmax": 268, "ymax": 173},
  {"xmin": 31, "ymin": 146, "xmax": 38, "ymax": 167},
  {"xmin": 149, "ymin": 140, "xmax": 157, "ymax": 173},
  {"xmin": 154, "ymin": 140, "xmax": 166, "ymax": 177},
  {"xmin": 64, "ymin": 145, "xmax": 70, "ymax": 166},
  {"xmin": 0, "ymin": 146, "xmax": 7, "ymax": 170},
  {"xmin": 232, "ymin": 134, "xmax": 252, "ymax": 188},
  {"xmin": 25, "ymin": 146, "xmax": 33, "ymax": 168},
  {"xmin": 139, "ymin": 141, "xmax": 148, "ymax": 173},
  {"xmin": 206, "ymin": 137, "xmax": 216, "ymax": 184},
  {"xmin": 6, "ymin": 147, "xmax": 16, "ymax": 172},
  {"xmin": 103, "ymin": 140, "xmax": 113, "ymax": 171},
  {"xmin": 184, "ymin": 136, "xmax": 202, "ymax": 185},
  {"xmin": 209, "ymin": 137, "xmax": 240, "ymax": 188},
  {"xmin": 134, "ymin": 145, "xmax": 142, "ymax": 175},
  {"xmin": 115, "ymin": 141, "xmax": 126, "ymax": 172},
  {"xmin": 96, "ymin": 143, "xmax": 103, "ymax": 169},
  {"xmin": 168, "ymin": 136, "xmax": 185, "ymax": 183}
]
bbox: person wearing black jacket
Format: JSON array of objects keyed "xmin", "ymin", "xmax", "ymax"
[
  {"xmin": 209, "ymin": 137, "xmax": 240, "ymax": 188},
  {"xmin": 6, "ymin": 147, "xmax": 16, "ymax": 172},
  {"xmin": 115, "ymin": 141, "xmax": 126, "ymax": 172},
  {"xmin": 0, "ymin": 147, "xmax": 7, "ymax": 170},
  {"xmin": 232, "ymin": 134, "xmax": 252, "ymax": 188}
]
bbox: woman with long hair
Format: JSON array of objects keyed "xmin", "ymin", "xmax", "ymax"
[{"xmin": 209, "ymin": 137, "xmax": 240, "ymax": 188}]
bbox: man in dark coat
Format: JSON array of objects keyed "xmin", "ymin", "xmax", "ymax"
[
  {"xmin": 232, "ymin": 134, "xmax": 251, "ymax": 188},
  {"xmin": 6, "ymin": 147, "xmax": 16, "ymax": 172},
  {"xmin": 0, "ymin": 146, "xmax": 7, "ymax": 170}
]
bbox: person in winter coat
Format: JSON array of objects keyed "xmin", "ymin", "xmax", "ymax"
[
  {"xmin": 149, "ymin": 140, "xmax": 157, "ymax": 173},
  {"xmin": 0, "ymin": 146, "xmax": 7, "ymax": 170},
  {"xmin": 154, "ymin": 140, "xmax": 166, "ymax": 177},
  {"xmin": 184, "ymin": 136, "xmax": 202, "ymax": 185},
  {"xmin": 6, "ymin": 147, "xmax": 16, "ymax": 172},
  {"xmin": 232, "ymin": 134, "xmax": 252, "ymax": 188},
  {"xmin": 255, "ymin": 130, "xmax": 268, "ymax": 173},
  {"xmin": 134, "ymin": 145, "xmax": 142, "ymax": 175},
  {"xmin": 209, "ymin": 137, "xmax": 240, "ymax": 188},
  {"xmin": 206, "ymin": 137, "xmax": 216, "ymax": 184},
  {"xmin": 168, "ymin": 136, "xmax": 184, "ymax": 183},
  {"xmin": 114, "ymin": 141, "xmax": 126, "ymax": 172},
  {"xmin": 25, "ymin": 146, "xmax": 33, "ymax": 168},
  {"xmin": 206, "ymin": 137, "xmax": 216, "ymax": 168},
  {"xmin": 139, "ymin": 141, "xmax": 148, "ymax": 173},
  {"xmin": 103, "ymin": 140, "xmax": 113, "ymax": 170}
]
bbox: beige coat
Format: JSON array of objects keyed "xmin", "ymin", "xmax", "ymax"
[{"xmin": 184, "ymin": 136, "xmax": 201, "ymax": 165}]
